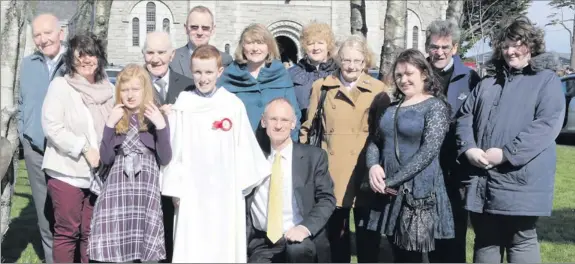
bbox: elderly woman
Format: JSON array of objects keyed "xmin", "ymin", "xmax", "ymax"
[
  {"xmin": 41, "ymin": 33, "xmax": 114, "ymax": 263},
  {"xmin": 366, "ymin": 49, "xmax": 453, "ymax": 263},
  {"xmin": 288, "ymin": 21, "xmax": 338, "ymax": 122},
  {"xmin": 456, "ymin": 17, "xmax": 564, "ymax": 263},
  {"xmin": 217, "ymin": 23, "xmax": 301, "ymax": 143},
  {"xmin": 300, "ymin": 34, "xmax": 390, "ymax": 263}
]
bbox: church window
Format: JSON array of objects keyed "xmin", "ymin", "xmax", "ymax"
[
  {"xmin": 146, "ymin": 2, "xmax": 156, "ymax": 32},
  {"xmin": 412, "ymin": 26, "xmax": 419, "ymax": 49},
  {"xmin": 132, "ymin": 17, "xmax": 139, "ymax": 46},
  {"xmin": 163, "ymin": 18, "xmax": 170, "ymax": 33}
]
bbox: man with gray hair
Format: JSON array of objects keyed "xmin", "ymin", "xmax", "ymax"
[
  {"xmin": 142, "ymin": 31, "xmax": 193, "ymax": 263},
  {"xmin": 424, "ymin": 19, "xmax": 480, "ymax": 263},
  {"xmin": 18, "ymin": 13, "xmax": 68, "ymax": 263}
]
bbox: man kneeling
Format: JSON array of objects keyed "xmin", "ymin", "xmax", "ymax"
[{"xmin": 247, "ymin": 98, "xmax": 336, "ymax": 263}]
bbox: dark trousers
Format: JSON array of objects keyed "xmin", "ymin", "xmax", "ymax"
[
  {"xmin": 22, "ymin": 139, "xmax": 54, "ymax": 263},
  {"xmin": 387, "ymin": 236, "xmax": 428, "ymax": 263},
  {"xmin": 47, "ymin": 177, "xmax": 95, "ymax": 263},
  {"xmin": 428, "ymin": 185, "xmax": 467, "ymax": 263},
  {"xmin": 160, "ymin": 196, "xmax": 174, "ymax": 263},
  {"xmin": 248, "ymin": 229, "xmax": 317, "ymax": 263},
  {"xmin": 470, "ymin": 212, "xmax": 541, "ymax": 263},
  {"xmin": 327, "ymin": 207, "xmax": 381, "ymax": 263}
]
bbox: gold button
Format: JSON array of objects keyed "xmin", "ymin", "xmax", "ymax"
[
  {"xmin": 332, "ymin": 104, "xmax": 336, "ymax": 109},
  {"xmin": 330, "ymin": 128, "xmax": 334, "ymax": 133},
  {"xmin": 329, "ymin": 150, "xmax": 335, "ymax": 155},
  {"xmin": 351, "ymin": 150, "xmax": 356, "ymax": 155}
]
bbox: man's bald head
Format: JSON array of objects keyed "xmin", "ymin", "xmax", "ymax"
[
  {"xmin": 143, "ymin": 31, "xmax": 175, "ymax": 77},
  {"xmin": 32, "ymin": 13, "xmax": 64, "ymax": 58}
]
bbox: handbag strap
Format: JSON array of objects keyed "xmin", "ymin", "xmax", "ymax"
[
  {"xmin": 311, "ymin": 78, "xmax": 330, "ymax": 123},
  {"xmin": 393, "ymin": 100, "xmax": 403, "ymax": 166}
]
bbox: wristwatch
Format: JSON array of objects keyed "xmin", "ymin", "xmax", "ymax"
[{"xmin": 81, "ymin": 142, "xmax": 90, "ymax": 155}]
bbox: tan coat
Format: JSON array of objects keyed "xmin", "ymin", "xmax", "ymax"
[{"xmin": 300, "ymin": 72, "xmax": 388, "ymax": 207}]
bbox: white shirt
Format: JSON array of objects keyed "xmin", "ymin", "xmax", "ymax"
[
  {"xmin": 44, "ymin": 47, "xmax": 66, "ymax": 77},
  {"xmin": 153, "ymin": 70, "xmax": 170, "ymax": 95},
  {"xmin": 251, "ymin": 142, "xmax": 303, "ymax": 233}
]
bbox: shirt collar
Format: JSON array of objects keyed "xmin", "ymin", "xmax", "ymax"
[
  {"xmin": 44, "ymin": 46, "xmax": 66, "ymax": 65},
  {"xmin": 193, "ymin": 86, "xmax": 219, "ymax": 98},
  {"xmin": 339, "ymin": 72, "xmax": 359, "ymax": 89},
  {"xmin": 153, "ymin": 69, "xmax": 170, "ymax": 83},
  {"xmin": 270, "ymin": 140, "xmax": 293, "ymax": 160},
  {"xmin": 440, "ymin": 57, "xmax": 454, "ymax": 72},
  {"xmin": 187, "ymin": 42, "xmax": 196, "ymax": 55}
]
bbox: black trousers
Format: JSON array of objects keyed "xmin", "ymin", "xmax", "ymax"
[
  {"xmin": 428, "ymin": 185, "xmax": 467, "ymax": 263},
  {"xmin": 248, "ymin": 229, "xmax": 317, "ymax": 263},
  {"xmin": 327, "ymin": 207, "xmax": 382, "ymax": 263},
  {"xmin": 160, "ymin": 196, "xmax": 174, "ymax": 263}
]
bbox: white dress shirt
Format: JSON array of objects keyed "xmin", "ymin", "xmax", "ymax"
[
  {"xmin": 44, "ymin": 47, "xmax": 65, "ymax": 77},
  {"xmin": 251, "ymin": 142, "xmax": 304, "ymax": 233},
  {"xmin": 153, "ymin": 69, "xmax": 170, "ymax": 95}
]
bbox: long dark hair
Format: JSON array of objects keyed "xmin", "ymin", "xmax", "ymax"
[
  {"xmin": 64, "ymin": 33, "xmax": 108, "ymax": 82},
  {"xmin": 391, "ymin": 49, "xmax": 447, "ymax": 105}
]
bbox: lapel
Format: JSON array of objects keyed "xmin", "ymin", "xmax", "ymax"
[
  {"xmin": 166, "ymin": 70, "xmax": 179, "ymax": 104},
  {"xmin": 150, "ymin": 73, "xmax": 165, "ymax": 105},
  {"xmin": 322, "ymin": 72, "xmax": 374, "ymax": 106},
  {"xmin": 178, "ymin": 45, "xmax": 191, "ymax": 78},
  {"xmin": 291, "ymin": 143, "xmax": 306, "ymax": 189}
]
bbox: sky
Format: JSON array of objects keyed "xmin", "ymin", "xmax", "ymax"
[{"xmin": 465, "ymin": 0, "xmax": 573, "ymax": 57}]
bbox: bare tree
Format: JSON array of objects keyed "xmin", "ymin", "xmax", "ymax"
[
  {"xmin": 94, "ymin": 0, "xmax": 113, "ymax": 53},
  {"xmin": 446, "ymin": 0, "xmax": 465, "ymax": 27},
  {"xmin": 547, "ymin": 0, "xmax": 575, "ymax": 68},
  {"xmin": 0, "ymin": 0, "xmax": 31, "ymax": 238},
  {"xmin": 379, "ymin": 0, "xmax": 407, "ymax": 81},
  {"xmin": 350, "ymin": 0, "xmax": 367, "ymax": 37}
]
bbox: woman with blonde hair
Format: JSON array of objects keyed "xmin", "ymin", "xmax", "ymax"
[
  {"xmin": 88, "ymin": 64, "xmax": 171, "ymax": 263},
  {"xmin": 289, "ymin": 21, "xmax": 338, "ymax": 122},
  {"xmin": 300, "ymin": 34, "xmax": 391, "ymax": 263},
  {"xmin": 217, "ymin": 23, "xmax": 301, "ymax": 144}
]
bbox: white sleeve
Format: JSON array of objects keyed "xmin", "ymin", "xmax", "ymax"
[{"xmin": 161, "ymin": 107, "xmax": 184, "ymax": 198}]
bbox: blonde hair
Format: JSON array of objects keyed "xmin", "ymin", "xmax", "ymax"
[
  {"xmin": 234, "ymin": 24, "xmax": 280, "ymax": 64},
  {"xmin": 334, "ymin": 34, "xmax": 375, "ymax": 71},
  {"xmin": 114, "ymin": 64, "xmax": 155, "ymax": 134},
  {"xmin": 299, "ymin": 21, "xmax": 336, "ymax": 58}
]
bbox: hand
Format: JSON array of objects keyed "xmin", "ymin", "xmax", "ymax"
[
  {"xmin": 84, "ymin": 148, "xmax": 100, "ymax": 168},
  {"xmin": 106, "ymin": 104, "xmax": 124, "ymax": 127},
  {"xmin": 369, "ymin": 165, "xmax": 386, "ymax": 194},
  {"xmin": 284, "ymin": 225, "xmax": 310, "ymax": 243},
  {"xmin": 172, "ymin": 197, "xmax": 179, "ymax": 208},
  {"xmin": 159, "ymin": 104, "xmax": 172, "ymax": 116},
  {"xmin": 484, "ymin": 148, "xmax": 506, "ymax": 168},
  {"xmin": 465, "ymin": 148, "xmax": 489, "ymax": 169},
  {"xmin": 144, "ymin": 102, "xmax": 166, "ymax": 129}
]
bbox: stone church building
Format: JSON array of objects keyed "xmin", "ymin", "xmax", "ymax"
[{"xmin": 105, "ymin": 0, "xmax": 448, "ymax": 67}]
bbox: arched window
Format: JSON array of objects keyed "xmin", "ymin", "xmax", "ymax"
[
  {"xmin": 412, "ymin": 26, "xmax": 419, "ymax": 49},
  {"xmin": 163, "ymin": 18, "xmax": 170, "ymax": 33},
  {"xmin": 146, "ymin": 2, "xmax": 156, "ymax": 32},
  {"xmin": 132, "ymin": 17, "xmax": 140, "ymax": 46}
]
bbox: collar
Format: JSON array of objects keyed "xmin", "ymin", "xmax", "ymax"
[
  {"xmin": 339, "ymin": 72, "xmax": 357, "ymax": 89},
  {"xmin": 187, "ymin": 42, "xmax": 197, "ymax": 55},
  {"xmin": 440, "ymin": 57, "xmax": 454, "ymax": 72},
  {"xmin": 322, "ymin": 71, "xmax": 374, "ymax": 92},
  {"xmin": 270, "ymin": 140, "xmax": 293, "ymax": 160},
  {"xmin": 193, "ymin": 86, "xmax": 219, "ymax": 98},
  {"xmin": 42, "ymin": 46, "xmax": 67, "ymax": 64},
  {"xmin": 153, "ymin": 69, "xmax": 170, "ymax": 83}
]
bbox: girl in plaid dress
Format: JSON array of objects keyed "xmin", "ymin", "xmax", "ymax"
[{"xmin": 88, "ymin": 64, "xmax": 172, "ymax": 262}]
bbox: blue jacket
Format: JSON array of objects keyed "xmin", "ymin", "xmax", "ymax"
[
  {"xmin": 217, "ymin": 60, "xmax": 301, "ymax": 141},
  {"xmin": 455, "ymin": 55, "xmax": 565, "ymax": 216},
  {"xmin": 18, "ymin": 51, "xmax": 66, "ymax": 152}
]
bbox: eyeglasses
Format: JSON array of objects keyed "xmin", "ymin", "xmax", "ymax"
[
  {"xmin": 187, "ymin": 25, "xmax": 212, "ymax": 32},
  {"xmin": 341, "ymin": 59, "xmax": 364, "ymax": 66},
  {"xmin": 428, "ymin": 44, "xmax": 453, "ymax": 52}
]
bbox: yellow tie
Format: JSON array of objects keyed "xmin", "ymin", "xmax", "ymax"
[{"xmin": 267, "ymin": 152, "xmax": 283, "ymax": 244}]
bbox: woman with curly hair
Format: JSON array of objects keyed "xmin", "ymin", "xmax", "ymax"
[
  {"xmin": 365, "ymin": 48, "xmax": 453, "ymax": 262},
  {"xmin": 455, "ymin": 16, "xmax": 565, "ymax": 263}
]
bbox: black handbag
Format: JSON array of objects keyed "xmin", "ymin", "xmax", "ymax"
[
  {"xmin": 392, "ymin": 100, "xmax": 438, "ymax": 253},
  {"xmin": 307, "ymin": 88, "xmax": 328, "ymax": 147}
]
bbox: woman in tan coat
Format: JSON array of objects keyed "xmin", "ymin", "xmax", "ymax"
[{"xmin": 300, "ymin": 35, "xmax": 391, "ymax": 263}]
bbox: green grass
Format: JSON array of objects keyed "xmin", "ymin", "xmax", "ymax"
[{"xmin": 2, "ymin": 146, "xmax": 575, "ymax": 263}]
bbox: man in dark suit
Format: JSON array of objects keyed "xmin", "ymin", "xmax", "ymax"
[
  {"xmin": 169, "ymin": 5, "xmax": 233, "ymax": 79},
  {"xmin": 247, "ymin": 98, "xmax": 336, "ymax": 263},
  {"xmin": 143, "ymin": 31, "xmax": 194, "ymax": 263}
]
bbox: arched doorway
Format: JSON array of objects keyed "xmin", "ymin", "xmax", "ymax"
[{"xmin": 276, "ymin": 36, "xmax": 298, "ymax": 65}]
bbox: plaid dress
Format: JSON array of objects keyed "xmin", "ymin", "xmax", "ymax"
[{"xmin": 88, "ymin": 117, "xmax": 166, "ymax": 262}]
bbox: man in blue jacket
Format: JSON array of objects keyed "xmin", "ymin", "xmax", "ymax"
[
  {"xmin": 424, "ymin": 20, "xmax": 480, "ymax": 264},
  {"xmin": 17, "ymin": 13, "xmax": 67, "ymax": 263}
]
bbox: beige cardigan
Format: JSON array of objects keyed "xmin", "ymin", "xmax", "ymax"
[{"xmin": 41, "ymin": 77, "xmax": 106, "ymax": 178}]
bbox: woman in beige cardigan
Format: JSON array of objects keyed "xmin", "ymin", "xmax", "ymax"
[{"xmin": 41, "ymin": 33, "xmax": 114, "ymax": 263}]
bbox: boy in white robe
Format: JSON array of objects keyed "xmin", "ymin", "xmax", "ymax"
[{"xmin": 161, "ymin": 45, "xmax": 270, "ymax": 263}]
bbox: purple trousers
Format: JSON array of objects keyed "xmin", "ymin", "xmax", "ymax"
[{"xmin": 47, "ymin": 177, "xmax": 95, "ymax": 263}]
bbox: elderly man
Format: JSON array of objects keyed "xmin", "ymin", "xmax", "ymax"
[
  {"xmin": 247, "ymin": 98, "xmax": 336, "ymax": 263},
  {"xmin": 17, "ymin": 13, "xmax": 67, "ymax": 263},
  {"xmin": 169, "ymin": 5, "xmax": 233, "ymax": 78},
  {"xmin": 143, "ymin": 31, "xmax": 193, "ymax": 263},
  {"xmin": 424, "ymin": 20, "xmax": 480, "ymax": 263}
]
